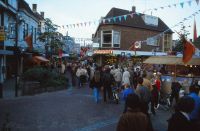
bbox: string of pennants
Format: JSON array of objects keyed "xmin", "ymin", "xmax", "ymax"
[
  {"xmin": 51, "ymin": 0, "xmax": 199, "ymax": 29},
  {"xmin": 129, "ymin": 9, "xmax": 200, "ymax": 49}
]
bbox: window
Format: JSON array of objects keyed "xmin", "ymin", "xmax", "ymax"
[
  {"xmin": 101, "ymin": 30, "xmax": 120, "ymax": 48},
  {"xmin": 23, "ymin": 23, "xmax": 28, "ymax": 40},
  {"xmin": 147, "ymin": 37, "xmax": 159, "ymax": 46},
  {"xmin": 144, "ymin": 15, "xmax": 158, "ymax": 26},
  {"xmin": 164, "ymin": 34, "xmax": 171, "ymax": 52}
]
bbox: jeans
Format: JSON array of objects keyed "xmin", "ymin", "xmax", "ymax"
[
  {"xmin": 123, "ymin": 103, "xmax": 128, "ymax": 114},
  {"xmin": 94, "ymin": 87, "xmax": 99, "ymax": 102},
  {"xmin": 77, "ymin": 77, "xmax": 81, "ymax": 87},
  {"xmin": 170, "ymin": 93, "xmax": 179, "ymax": 106}
]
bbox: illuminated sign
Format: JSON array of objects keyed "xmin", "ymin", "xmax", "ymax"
[
  {"xmin": 93, "ymin": 50, "xmax": 113, "ymax": 54},
  {"xmin": 134, "ymin": 41, "xmax": 141, "ymax": 49}
]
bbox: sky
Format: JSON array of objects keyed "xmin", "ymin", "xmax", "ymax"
[{"xmin": 25, "ymin": 0, "xmax": 200, "ymax": 41}]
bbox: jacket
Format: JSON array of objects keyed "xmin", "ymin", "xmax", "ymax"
[
  {"xmin": 76, "ymin": 69, "xmax": 84, "ymax": 77},
  {"xmin": 146, "ymin": 72, "xmax": 154, "ymax": 80},
  {"xmin": 189, "ymin": 93, "xmax": 200, "ymax": 120},
  {"xmin": 133, "ymin": 72, "xmax": 140, "ymax": 81},
  {"xmin": 122, "ymin": 88, "xmax": 133, "ymax": 100},
  {"xmin": 103, "ymin": 72, "xmax": 114, "ymax": 86},
  {"xmin": 117, "ymin": 108, "xmax": 153, "ymax": 131},
  {"xmin": 136, "ymin": 85, "xmax": 152, "ymax": 103},
  {"xmin": 122, "ymin": 71, "xmax": 130, "ymax": 85},
  {"xmin": 171, "ymin": 82, "xmax": 182, "ymax": 94},
  {"xmin": 89, "ymin": 77, "xmax": 103, "ymax": 89},
  {"xmin": 168, "ymin": 111, "xmax": 191, "ymax": 131},
  {"xmin": 70, "ymin": 69, "xmax": 76, "ymax": 76},
  {"xmin": 128, "ymin": 70, "xmax": 134, "ymax": 84},
  {"xmin": 151, "ymin": 84, "xmax": 158, "ymax": 102},
  {"xmin": 115, "ymin": 71, "xmax": 122, "ymax": 82}
]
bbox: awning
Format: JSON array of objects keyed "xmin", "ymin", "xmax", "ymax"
[
  {"xmin": 25, "ymin": 56, "xmax": 49, "ymax": 64},
  {"xmin": 143, "ymin": 56, "xmax": 200, "ymax": 65},
  {"xmin": 0, "ymin": 50, "xmax": 13, "ymax": 55},
  {"xmin": 52, "ymin": 54, "xmax": 70, "ymax": 57}
]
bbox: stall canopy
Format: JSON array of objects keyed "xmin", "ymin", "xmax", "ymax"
[
  {"xmin": 25, "ymin": 56, "xmax": 49, "ymax": 64},
  {"xmin": 143, "ymin": 56, "xmax": 200, "ymax": 65}
]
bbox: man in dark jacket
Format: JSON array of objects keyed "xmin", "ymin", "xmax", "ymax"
[
  {"xmin": 70, "ymin": 66, "xmax": 76, "ymax": 86},
  {"xmin": 117, "ymin": 93, "xmax": 153, "ymax": 131},
  {"xmin": 168, "ymin": 96, "xmax": 195, "ymax": 131},
  {"xmin": 133, "ymin": 68, "xmax": 140, "ymax": 89},
  {"xmin": 103, "ymin": 68, "xmax": 114, "ymax": 103},
  {"xmin": 128, "ymin": 66, "xmax": 134, "ymax": 92}
]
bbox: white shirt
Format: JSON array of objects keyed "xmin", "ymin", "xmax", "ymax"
[{"xmin": 180, "ymin": 111, "xmax": 190, "ymax": 121}]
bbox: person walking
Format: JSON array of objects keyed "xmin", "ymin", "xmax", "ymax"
[
  {"xmin": 122, "ymin": 84, "xmax": 133, "ymax": 114},
  {"xmin": 89, "ymin": 71, "xmax": 103, "ymax": 103},
  {"xmin": 146, "ymin": 70, "xmax": 154, "ymax": 81},
  {"xmin": 135, "ymin": 77, "xmax": 152, "ymax": 118},
  {"xmin": 150, "ymin": 84, "xmax": 158, "ymax": 116},
  {"xmin": 110, "ymin": 67, "xmax": 115, "ymax": 75},
  {"xmin": 76, "ymin": 66, "xmax": 83, "ymax": 89},
  {"xmin": 169, "ymin": 77, "xmax": 182, "ymax": 107},
  {"xmin": 70, "ymin": 66, "xmax": 76, "ymax": 86},
  {"xmin": 122, "ymin": 68, "xmax": 130, "ymax": 93},
  {"xmin": 103, "ymin": 68, "xmax": 114, "ymax": 103},
  {"xmin": 58, "ymin": 63, "xmax": 62, "ymax": 74},
  {"xmin": 114, "ymin": 68, "xmax": 122, "ymax": 92},
  {"xmin": 128, "ymin": 66, "xmax": 134, "ymax": 92},
  {"xmin": 87, "ymin": 65, "xmax": 91, "ymax": 82},
  {"xmin": 117, "ymin": 93, "xmax": 153, "ymax": 131},
  {"xmin": 133, "ymin": 68, "xmax": 140, "ymax": 89},
  {"xmin": 90, "ymin": 65, "xmax": 95, "ymax": 81}
]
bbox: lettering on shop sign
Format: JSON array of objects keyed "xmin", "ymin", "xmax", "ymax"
[{"xmin": 93, "ymin": 50, "xmax": 113, "ymax": 54}]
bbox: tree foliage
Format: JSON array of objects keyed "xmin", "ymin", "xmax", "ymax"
[{"xmin": 174, "ymin": 25, "xmax": 190, "ymax": 52}]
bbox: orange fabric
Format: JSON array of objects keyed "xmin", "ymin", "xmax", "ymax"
[
  {"xmin": 176, "ymin": 31, "xmax": 195, "ymax": 64},
  {"xmin": 194, "ymin": 17, "xmax": 197, "ymax": 41},
  {"xmin": 25, "ymin": 34, "xmax": 33, "ymax": 50},
  {"xmin": 132, "ymin": 43, "xmax": 136, "ymax": 55}
]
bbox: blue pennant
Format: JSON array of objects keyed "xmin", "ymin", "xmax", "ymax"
[{"xmin": 118, "ymin": 16, "xmax": 122, "ymax": 21}]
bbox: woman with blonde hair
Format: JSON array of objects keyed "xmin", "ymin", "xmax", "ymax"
[
  {"xmin": 89, "ymin": 71, "xmax": 103, "ymax": 103},
  {"xmin": 169, "ymin": 77, "xmax": 182, "ymax": 107}
]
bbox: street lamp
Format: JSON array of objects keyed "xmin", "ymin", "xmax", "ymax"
[{"xmin": 6, "ymin": 12, "xmax": 25, "ymax": 97}]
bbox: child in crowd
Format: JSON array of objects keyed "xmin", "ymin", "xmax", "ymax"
[{"xmin": 122, "ymin": 84, "xmax": 133, "ymax": 114}]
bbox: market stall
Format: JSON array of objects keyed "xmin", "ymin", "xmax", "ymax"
[{"xmin": 143, "ymin": 56, "xmax": 200, "ymax": 94}]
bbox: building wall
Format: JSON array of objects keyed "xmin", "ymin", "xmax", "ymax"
[{"xmin": 96, "ymin": 24, "xmax": 165, "ymax": 52}]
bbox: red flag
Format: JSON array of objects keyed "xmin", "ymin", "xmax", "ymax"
[
  {"xmin": 25, "ymin": 34, "xmax": 33, "ymax": 50},
  {"xmin": 130, "ymin": 13, "xmax": 133, "ymax": 18},
  {"xmin": 132, "ymin": 43, "xmax": 136, "ymax": 55},
  {"xmin": 196, "ymin": 0, "xmax": 199, "ymax": 5},
  {"xmin": 77, "ymin": 24, "xmax": 79, "ymax": 27},
  {"xmin": 194, "ymin": 17, "xmax": 197, "ymax": 41},
  {"xmin": 176, "ymin": 31, "xmax": 195, "ymax": 64}
]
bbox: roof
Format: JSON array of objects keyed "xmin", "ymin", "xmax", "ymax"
[
  {"xmin": 95, "ymin": 7, "xmax": 172, "ymax": 36},
  {"xmin": 143, "ymin": 56, "xmax": 200, "ymax": 65},
  {"xmin": 34, "ymin": 12, "xmax": 45, "ymax": 21},
  {"xmin": 193, "ymin": 36, "xmax": 200, "ymax": 50}
]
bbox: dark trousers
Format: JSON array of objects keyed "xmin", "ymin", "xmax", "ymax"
[
  {"xmin": 123, "ymin": 103, "xmax": 128, "ymax": 114},
  {"xmin": 151, "ymin": 101, "xmax": 158, "ymax": 115},
  {"xmin": 139, "ymin": 102, "xmax": 150, "ymax": 118},
  {"xmin": 170, "ymin": 93, "xmax": 179, "ymax": 106},
  {"xmin": 133, "ymin": 80, "xmax": 137, "ymax": 89},
  {"xmin": 103, "ymin": 85, "xmax": 111, "ymax": 102},
  {"xmin": 71, "ymin": 76, "xmax": 76, "ymax": 86}
]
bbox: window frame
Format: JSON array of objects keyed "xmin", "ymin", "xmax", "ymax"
[
  {"xmin": 163, "ymin": 33, "xmax": 172, "ymax": 52},
  {"xmin": 147, "ymin": 37, "xmax": 159, "ymax": 46},
  {"xmin": 101, "ymin": 30, "xmax": 120, "ymax": 48}
]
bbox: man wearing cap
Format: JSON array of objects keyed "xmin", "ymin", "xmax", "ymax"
[{"xmin": 117, "ymin": 93, "xmax": 153, "ymax": 131}]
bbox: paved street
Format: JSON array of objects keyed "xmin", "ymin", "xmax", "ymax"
[{"xmin": 0, "ymin": 71, "xmax": 175, "ymax": 131}]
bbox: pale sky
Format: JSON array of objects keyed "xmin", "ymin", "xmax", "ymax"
[{"xmin": 25, "ymin": 0, "xmax": 200, "ymax": 41}]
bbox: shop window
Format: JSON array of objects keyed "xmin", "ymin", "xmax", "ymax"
[
  {"xmin": 101, "ymin": 30, "xmax": 120, "ymax": 48},
  {"xmin": 147, "ymin": 37, "xmax": 159, "ymax": 46},
  {"xmin": 164, "ymin": 34, "xmax": 171, "ymax": 52}
]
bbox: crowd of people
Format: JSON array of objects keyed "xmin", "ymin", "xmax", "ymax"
[{"xmin": 57, "ymin": 60, "xmax": 200, "ymax": 131}]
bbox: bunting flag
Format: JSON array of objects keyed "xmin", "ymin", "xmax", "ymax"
[
  {"xmin": 168, "ymin": 5, "xmax": 171, "ymax": 8},
  {"xmin": 188, "ymin": 1, "xmax": 191, "ymax": 6},
  {"xmin": 113, "ymin": 17, "xmax": 116, "ymax": 22},
  {"xmin": 161, "ymin": 7, "xmax": 164, "ymax": 9},
  {"xmin": 194, "ymin": 17, "xmax": 197, "ymax": 41},
  {"xmin": 99, "ymin": 20, "xmax": 101, "ymax": 24},
  {"xmin": 174, "ymin": 4, "xmax": 176, "ymax": 7},
  {"xmin": 108, "ymin": 18, "xmax": 111, "ymax": 23},
  {"xmin": 89, "ymin": 22, "xmax": 91, "ymax": 26},
  {"xmin": 94, "ymin": 21, "xmax": 96, "ymax": 25},
  {"xmin": 118, "ymin": 16, "xmax": 122, "ymax": 21},
  {"xmin": 81, "ymin": 23, "xmax": 83, "ymax": 27},
  {"xmin": 25, "ymin": 34, "xmax": 33, "ymax": 50},
  {"xmin": 196, "ymin": 0, "xmax": 199, "ymax": 5},
  {"xmin": 70, "ymin": 24, "xmax": 72, "ymax": 28},
  {"xmin": 130, "ymin": 13, "xmax": 133, "ymax": 18},
  {"xmin": 180, "ymin": 2, "xmax": 184, "ymax": 8},
  {"xmin": 62, "ymin": 25, "xmax": 64, "ymax": 29},
  {"xmin": 154, "ymin": 8, "xmax": 157, "ymax": 11},
  {"xmin": 103, "ymin": 19, "xmax": 105, "ymax": 24},
  {"xmin": 85, "ymin": 22, "xmax": 87, "ymax": 27},
  {"xmin": 136, "ymin": 12, "xmax": 139, "ymax": 15},
  {"xmin": 124, "ymin": 15, "xmax": 127, "ymax": 20},
  {"xmin": 73, "ymin": 24, "xmax": 75, "ymax": 28},
  {"xmin": 77, "ymin": 23, "xmax": 79, "ymax": 27}
]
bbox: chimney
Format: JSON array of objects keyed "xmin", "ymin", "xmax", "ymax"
[
  {"xmin": 32, "ymin": 4, "xmax": 37, "ymax": 12},
  {"xmin": 132, "ymin": 6, "xmax": 136, "ymax": 13},
  {"xmin": 40, "ymin": 12, "xmax": 44, "ymax": 18}
]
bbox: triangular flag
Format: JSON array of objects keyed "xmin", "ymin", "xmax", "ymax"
[
  {"xmin": 161, "ymin": 7, "xmax": 164, "ymax": 9},
  {"xmin": 108, "ymin": 18, "xmax": 111, "ymax": 23},
  {"xmin": 77, "ymin": 23, "xmax": 79, "ymax": 27},
  {"xmin": 25, "ymin": 34, "xmax": 33, "ymax": 50},
  {"xmin": 84, "ymin": 22, "xmax": 87, "ymax": 27},
  {"xmin": 113, "ymin": 17, "xmax": 116, "ymax": 22},
  {"xmin": 124, "ymin": 15, "xmax": 127, "ymax": 20},
  {"xmin": 70, "ymin": 24, "xmax": 72, "ymax": 28},
  {"xmin": 154, "ymin": 8, "xmax": 157, "ymax": 11},
  {"xmin": 196, "ymin": 0, "xmax": 199, "ymax": 5},
  {"xmin": 188, "ymin": 1, "xmax": 191, "ymax": 6},
  {"xmin": 103, "ymin": 19, "xmax": 105, "ymax": 24},
  {"xmin": 73, "ymin": 24, "xmax": 75, "ymax": 28},
  {"xmin": 81, "ymin": 23, "xmax": 83, "ymax": 27},
  {"xmin": 62, "ymin": 25, "xmax": 64, "ymax": 29},
  {"xmin": 118, "ymin": 16, "xmax": 121, "ymax": 21},
  {"xmin": 99, "ymin": 20, "xmax": 101, "ymax": 24},
  {"xmin": 89, "ymin": 22, "xmax": 91, "ymax": 26},
  {"xmin": 180, "ymin": 2, "xmax": 184, "ymax": 8},
  {"xmin": 174, "ymin": 4, "xmax": 176, "ymax": 7},
  {"xmin": 168, "ymin": 5, "xmax": 171, "ymax": 8},
  {"xmin": 136, "ymin": 12, "xmax": 139, "ymax": 15},
  {"xmin": 130, "ymin": 13, "xmax": 133, "ymax": 18},
  {"xmin": 194, "ymin": 17, "xmax": 197, "ymax": 41}
]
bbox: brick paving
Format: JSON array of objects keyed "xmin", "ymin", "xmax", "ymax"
[{"xmin": 0, "ymin": 70, "xmax": 175, "ymax": 131}]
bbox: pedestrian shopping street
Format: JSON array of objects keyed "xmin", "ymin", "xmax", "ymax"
[{"xmin": 0, "ymin": 70, "xmax": 174, "ymax": 131}]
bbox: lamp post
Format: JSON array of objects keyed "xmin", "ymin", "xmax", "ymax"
[{"xmin": 7, "ymin": 12, "xmax": 25, "ymax": 97}]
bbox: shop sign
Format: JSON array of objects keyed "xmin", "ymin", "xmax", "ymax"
[
  {"xmin": 134, "ymin": 41, "xmax": 141, "ymax": 49},
  {"xmin": 93, "ymin": 50, "xmax": 113, "ymax": 54}
]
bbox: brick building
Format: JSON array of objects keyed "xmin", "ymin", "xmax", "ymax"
[{"xmin": 92, "ymin": 6, "xmax": 173, "ymax": 65}]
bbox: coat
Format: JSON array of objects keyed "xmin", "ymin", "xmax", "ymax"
[
  {"xmin": 70, "ymin": 69, "xmax": 76, "ymax": 76},
  {"xmin": 168, "ymin": 111, "xmax": 191, "ymax": 131},
  {"xmin": 89, "ymin": 77, "xmax": 103, "ymax": 89},
  {"xmin": 151, "ymin": 84, "xmax": 158, "ymax": 102},
  {"xmin": 117, "ymin": 108, "xmax": 153, "ymax": 131},
  {"xmin": 128, "ymin": 69, "xmax": 134, "ymax": 84},
  {"xmin": 115, "ymin": 71, "xmax": 122, "ymax": 82},
  {"xmin": 122, "ymin": 71, "xmax": 130, "ymax": 85},
  {"xmin": 90, "ymin": 67, "xmax": 95, "ymax": 79},
  {"xmin": 133, "ymin": 72, "xmax": 140, "ymax": 82},
  {"xmin": 61, "ymin": 64, "xmax": 65, "ymax": 73}
]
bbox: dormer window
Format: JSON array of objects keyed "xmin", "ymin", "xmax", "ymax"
[{"xmin": 142, "ymin": 15, "xmax": 158, "ymax": 26}]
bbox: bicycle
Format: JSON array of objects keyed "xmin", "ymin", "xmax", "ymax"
[{"xmin": 158, "ymin": 90, "xmax": 171, "ymax": 111}]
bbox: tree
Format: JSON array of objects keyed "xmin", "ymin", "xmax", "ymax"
[{"xmin": 174, "ymin": 25, "xmax": 190, "ymax": 52}]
